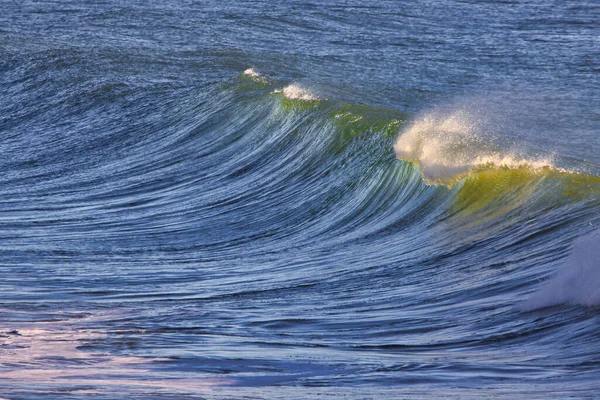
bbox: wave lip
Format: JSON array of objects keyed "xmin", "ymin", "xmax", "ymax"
[{"xmin": 394, "ymin": 110, "xmax": 557, "ymax": 185}]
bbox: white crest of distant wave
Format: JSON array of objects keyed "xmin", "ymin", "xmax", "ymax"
[
  {"xmin": 243, "ymin": 68, "xmax": 267, "ymax": 82},
  {"xmin": 273, "ymin": 84, "xmax": 320, "ymax": 101},
  {"xmin": 243, "ymin": 68, "xmax": 260, "ymax": 78}
]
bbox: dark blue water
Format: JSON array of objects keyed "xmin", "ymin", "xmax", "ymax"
[{"xmin": 1, "ymin": 1, "xmax": 600, "ymax": 398}]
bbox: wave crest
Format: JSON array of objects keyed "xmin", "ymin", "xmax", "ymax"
[
  {"xmin": 274, "ymin": 84, "xmax": 320, "ymax": 101},
  {"xmin": 242, "ymin": 68, "xmax": 267, "ymax": 83},
  {"xmin": 393, "ymin": 110, "xmax": 555, "ymax": 185}
]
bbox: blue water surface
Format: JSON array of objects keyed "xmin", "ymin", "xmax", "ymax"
[{"xmin": 0, "ymin": 1, "xmax": 599, "ymax": 398}]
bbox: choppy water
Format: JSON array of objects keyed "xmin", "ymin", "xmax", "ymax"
[{"xmin": 1, "ymin": 1, "xmax": 600, "ymax": 398}]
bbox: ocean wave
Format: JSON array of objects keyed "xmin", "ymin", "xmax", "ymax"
[{"xmin": 2, "ymin": 63, "xmax": 600, "ymax": 397}]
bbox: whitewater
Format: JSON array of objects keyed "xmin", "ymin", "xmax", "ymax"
[{"xmin": 1, "ymin": 0, "xmax": 599, "ymax": 399}]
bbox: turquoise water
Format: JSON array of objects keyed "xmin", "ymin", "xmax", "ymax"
[{"xmin": 1, "ymin": 1, "xmax": 599, "ymax": 398}]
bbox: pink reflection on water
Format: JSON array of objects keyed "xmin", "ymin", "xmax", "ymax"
[{"xmin": 0, "ymin": 311, "xmax": 232, "ymax": 395}]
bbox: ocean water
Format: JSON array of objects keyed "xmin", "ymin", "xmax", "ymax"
[{"xmin": 1, "ymin": 1, "xmax": 599, "ymax": 398}]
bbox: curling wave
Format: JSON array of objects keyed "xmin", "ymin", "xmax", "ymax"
[{"xmin": 1, "ymin": 65, "xmax": 599, "ymax": 398}]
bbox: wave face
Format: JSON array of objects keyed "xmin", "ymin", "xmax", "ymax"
[{"xmin": 2, "ymin": 0, "xmax": 600, "ymax": 399}]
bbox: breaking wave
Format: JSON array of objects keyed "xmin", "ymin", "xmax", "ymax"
[
  {"xmin": 1, "ymin": 66, "xmax": 599, "ymax": 397},
  {"xmin": 393, "ymin": 110, "xmax": 560, "ymax": 185}
]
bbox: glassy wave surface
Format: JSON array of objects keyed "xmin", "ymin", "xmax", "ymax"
[{"xmin": 1, "ymin": 1, "xmax": 599, "ymax": 398}]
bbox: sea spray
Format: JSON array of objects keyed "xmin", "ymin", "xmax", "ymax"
[
  {"xmin": 520, "ymin": 231, "xmax": 600, "ymax": 310},
  {"xmin": 394, "ymin": 110, "xmax": 555, "ymax": 185}
]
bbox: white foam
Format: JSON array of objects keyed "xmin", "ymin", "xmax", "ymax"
[
  {"xmin": 242, "ymin": 68, "xmax": 267, "ymax": 83},
  {"xmin": 243, "ymin": 68, "xmax": 261, "ymax": 78},
  {"xmin": 243, "ymin": 68, "xmax": 259, "ymax": 77},
  {"xmin": 393, "ymin": 110, "xmax": 554, "ymax": 184},
  {"xmin": 520, "ymin": 231, "xmax": 600, "ymax": 310},
  {"xmin": 273, "ymin": 84, "xmax": 319, "ymax": 101}
]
